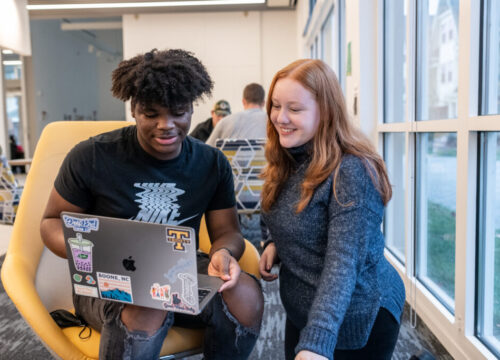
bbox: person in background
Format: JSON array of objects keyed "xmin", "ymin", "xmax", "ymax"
[
  {"xmin": 40, "ymin": 48, "xmax": 263, "ymax": 360},
  {"xmin": 259, "ymin": 59, "xmax": 405, "ymax": 360},
  {"xmin": 190, "ymin": 99, "xmax": 231, "ymax": 142},
  {"xmin": 205, "ymin": 83, "xmax": 267, "ymax": 146},
  {"xmin": 9, "ymin": 135, "xmax": 25, "ymax": 174}
]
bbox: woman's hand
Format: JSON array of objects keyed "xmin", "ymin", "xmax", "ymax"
[
  {"xmin": 208, "ymin": 248, "xmax": 241, "ymax": 292},
  {"xmin": 259, "ymin": 242, "xmax": 279, "ymax": 281},
  {"xmin": 295, "ymin": 350, "xmax": 328, "ymax": 360}
]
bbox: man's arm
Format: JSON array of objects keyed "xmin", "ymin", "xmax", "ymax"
[
  {"xmin": 40, "ymin": 187, "xmax": 85, "ymax": 258},
  {"xmin": 205, "ymin": 207, "xmax": 245, "ymax": 291}
]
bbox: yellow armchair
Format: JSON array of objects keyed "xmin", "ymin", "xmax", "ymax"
[{"xmin": 1, "ymin": 121, "xmax": 260, "ymax": 360}]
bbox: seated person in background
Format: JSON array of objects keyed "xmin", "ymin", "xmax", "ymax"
[
  {"xmin": 9, "ymin": 135, "xmax": 25, "ymax": 174},
  {"xmin": 190, "ymin": 99, "xmax": 231, "ymax": 142},
  {"xmin": 206, "ymin": 83, "xmax": 267, "ymax": 147},
  {"xmin": 40, "ymin": 48, "xmax": 263, "ymax": 360}
]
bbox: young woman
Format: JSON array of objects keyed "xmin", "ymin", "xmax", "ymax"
[{"xmin": 259, "ymin": 59, "xmax": 405, "ymax": 360}]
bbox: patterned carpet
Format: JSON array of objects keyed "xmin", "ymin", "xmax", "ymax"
[{"xmin": 0, "ymin": 216, "xmax": 452, "ymax": 359}]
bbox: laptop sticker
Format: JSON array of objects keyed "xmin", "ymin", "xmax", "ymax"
[
  {"xmin": 171, "ymin": 292, "xmax": 196, "ymax": 314},
  {"xmin": 62, "ymin": 215, "xmax": 99, "ymax": 233},
  {"xmin": 68, "ymin": 233, "xmax": 94, "ymax": 273},
  {"xmin": 97, "ymin": 272, "xmax": 133, "ymax": 304},
  {"xmin": 74, "ymin": 284, "xmax": 98, "ymax": 298},
  {"xmin": 178, "ymin": 273, "xmax": 196, "ymax": 306},
  {"xmin": 150, "ymin": 283, "xmax": 172, "ymax": 303},
  {"xmin": 166, "ymin": 228, "xmax": 191, "ymax": 252},
  {"xmin": 163, "ymin": 257, "xmax": 194, "ymax": 283},
  {"xmin": 85, "ymin": 275, "xmax": 96, "ymax": 285},
  {"xmin": 73, "ymin": 274, "xmax": 83, "ymax": 283}
]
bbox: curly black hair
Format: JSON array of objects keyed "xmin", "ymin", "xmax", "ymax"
[{"xmin": 111, "ymin": 48, "xmax": 213, "ymax": 110}]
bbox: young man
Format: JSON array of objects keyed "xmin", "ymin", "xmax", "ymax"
[
  {"xmin": 190, "ymin": 99, "xmax": 231, "ymax": 142},
  {"xmin": 205, "ymin": 83, "xmax": 267, "ymax": 146},
  {"xmin": 40, "ymin": 49, "xmax": 263, "ymax": 359}
]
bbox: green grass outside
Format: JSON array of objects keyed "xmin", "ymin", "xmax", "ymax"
[
  {"xmin": 426, "ymin": 201, "xmax": 456, "ymax": 299},
  {"xmin": 426, "ymin": 201, "xmax": 500, "ymax": 337}
]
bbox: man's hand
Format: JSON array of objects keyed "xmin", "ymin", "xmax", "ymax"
[
  {"xmin": 208, "ymin": 248, "xmax": 241, "ymax": 292},
  {"xmin": 259, "ymin": 242, "xmax": 279, "ymax": 281},
  {"xmin": 295, "ymin": 350, "xmax": 328, "ymax": 360}
]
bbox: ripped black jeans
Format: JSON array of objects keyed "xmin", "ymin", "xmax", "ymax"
[{"xmin": 73, "ymin": 253, "xmax": 259, "ymax": 359}]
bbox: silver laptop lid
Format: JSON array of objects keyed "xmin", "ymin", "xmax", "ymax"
[{"xmin": 61, "ymin": 211, "xmax": 205, "ymax": 314}]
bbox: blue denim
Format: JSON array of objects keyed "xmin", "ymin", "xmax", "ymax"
[{"xmin": 73, "ymin": 254, "xmax": 259, "ymax": 359}]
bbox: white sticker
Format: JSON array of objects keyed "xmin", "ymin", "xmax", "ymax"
[
  {"xmin": 97, "ymin": 272, "xmax": 133, "ymax": 304},
  {"xmin": 178, "ymin": 273, "xmax": 196, "ymax": 306},
  {"xmin": 74, "ymin": 284, "xmax": 98, "ymax": 298}
]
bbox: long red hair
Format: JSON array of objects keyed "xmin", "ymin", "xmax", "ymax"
[{"xmin": 261, "ymin": 59, "xmax": 392, "ymax": 213}]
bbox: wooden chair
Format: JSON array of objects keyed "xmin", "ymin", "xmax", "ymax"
[{"xmin": 1, "ymin": 121, "xmax": 260, "ymax": 359}]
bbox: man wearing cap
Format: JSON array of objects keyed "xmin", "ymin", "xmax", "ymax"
[
  {"xmin": 206, "ymin": 83, "xmax": 267, "ymax": 147},
  {"xmin": 190, "ymin": 100, "xmax": 231, "ymax": 142}
]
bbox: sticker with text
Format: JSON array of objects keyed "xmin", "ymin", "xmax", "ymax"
[
  {"xmin": 169, "ymin": 292, "xmax": 196, "ymax": 314},
  {"xmin": 62, "ymin": 215, "xmax": 99, "ymax": 233},
  {"xmin": 68, "ymin": 233, "xmax": 94, "ymax": 273},
  {"xmin": 74, "ymin": 284, "xmax": 98, "ymax": 298},
  {"xmin": 97, "ymin": 272, "xmax": 133, "ymax": 304},
  {"xmin": 150, "ymin": 283, "xmax": 171, "ymax": 303},
  {"xmin": 166, "ymin": 228, "xmax": 192, "ymax": 252}
]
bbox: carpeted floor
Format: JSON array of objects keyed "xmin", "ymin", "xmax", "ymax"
[{"xmin": 0, "ymin": 216, "xmax": 453, "ymax": 359}]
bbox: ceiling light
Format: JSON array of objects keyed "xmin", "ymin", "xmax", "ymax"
[
  {"xmin": 2, "ymin": 50, "xmax": 14, "ymax": 55},
  {"xmin": 27, "ymin": 0, "xmax": 265, "ymax": 10},
  {"xmin": 3, "ymin": 60, "xmax": 22, "ymax": 66}
]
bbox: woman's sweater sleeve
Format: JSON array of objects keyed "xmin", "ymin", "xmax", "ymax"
[{"xmin": 295, "ymin": 157, "xmax": 379, "ymax": 358}]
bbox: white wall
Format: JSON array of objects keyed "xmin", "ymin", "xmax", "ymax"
[{"xmin": 122, "ymin": 10, "xmax": 297, "ymax": 127}]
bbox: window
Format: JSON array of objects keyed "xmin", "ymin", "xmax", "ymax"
[
  {"xmin": 477, "ymin": 132, "xmax": 500, "ymax": 356},
  {"xmin": 417, "ymin": 0, "xmax": 459, "ymax": 120},
  {"xmin": 479, "ymin": 0, "xmax": 500, "ymax": 115},
  {"xmin": 321, "ymin": 10, "xmax": 333, "ymax": 67},
  {"xmin": 384, "ymin": 0, "xmax": 407, "ymax": 123},
  {"xmin": 383, "ymin": 132, "xmax": 406, "ymax": 262},
  {"xmin": 416, "ymin": 132, "xmax": 457, "ymax": 312}
]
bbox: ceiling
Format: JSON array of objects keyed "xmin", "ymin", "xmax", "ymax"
[{"xmin": 27, "ymin": 0, "xmax": 295, "ymax": 19}]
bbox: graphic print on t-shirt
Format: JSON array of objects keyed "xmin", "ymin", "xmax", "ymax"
[{"xmin": 132, "ymin": 183, "xmax": 196, "ymax": 225}]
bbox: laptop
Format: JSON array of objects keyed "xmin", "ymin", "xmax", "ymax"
[{"xmin": 61, "ymin": 211, "xmax": 222, "ymax": 315}]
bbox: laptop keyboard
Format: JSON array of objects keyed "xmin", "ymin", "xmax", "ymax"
[{"xmin": 198, "ymin": 288, "xmax": 211, "ymax": 303}]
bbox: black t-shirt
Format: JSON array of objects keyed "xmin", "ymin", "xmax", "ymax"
[
  {"xmin": 189, "ymin": 118, "xmax": 213, "ymax": 143},
  {"xmin": 55, "ymin": 125, "xmax": 235, "ymax": 246}
]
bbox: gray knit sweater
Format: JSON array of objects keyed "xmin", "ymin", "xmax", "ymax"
[{"xmin": 262, "ymin": 146, "xmax": 405, "ymax": 359}]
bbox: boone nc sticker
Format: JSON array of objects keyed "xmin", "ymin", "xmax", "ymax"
[{"xmin": 97, "ymin": 272, "xmax": 133, "ymax": 304}]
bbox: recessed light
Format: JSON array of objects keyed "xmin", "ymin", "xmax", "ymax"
[
  {"xmin": 27, "ymin": 0, "xmax": 265, "ymax": 10},
  {"xmin": 2, "ymin": 50, "xmax": 14, "ymax": 55},
  {"xmin": 3, "ymin": 60, "xmax": 22, "ymax": 66}
]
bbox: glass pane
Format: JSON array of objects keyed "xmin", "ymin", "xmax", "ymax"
[
  {"xmin": 321, "ymin": 10, "xmax": 333, "ymax": 66},
  {"xmin": 6, "ymin": 96, "xmax": 21, "ymax": 146},
  {"xmin": 417, "ymin": 0, "xmax": 459, "ymax": 120},
  {"xmin": 416, "ymin": 132, "xmax": 456, "ymax": 311},
  {"xmin": 477, "ymin": 132, "xmax": 500, "ymax": 356},
  {"xmin": 480, "ymin": 0, "xmax": 500, "ymax": 115},
  {"xmin": 384, "ymin": 0, "xmax": 407, "ymax": 123},
  {"xmin": 383, "ymin": 133, "xmax": 406, "ymax": 262}
]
